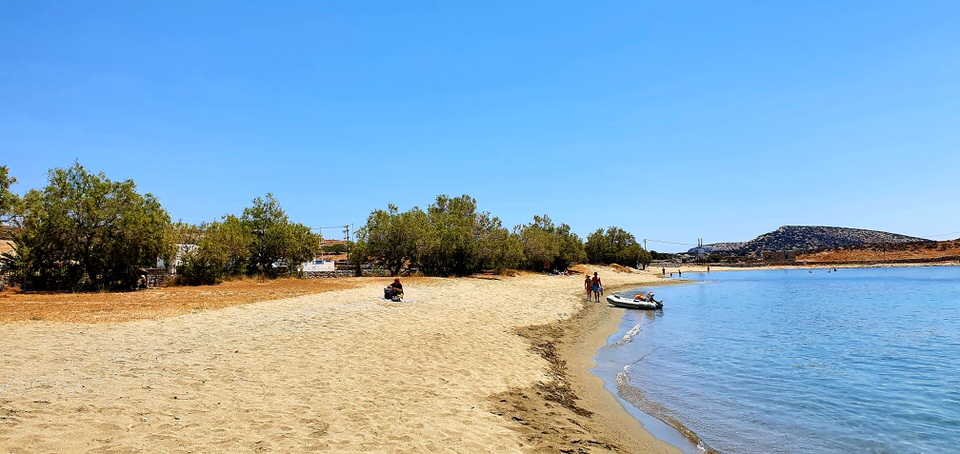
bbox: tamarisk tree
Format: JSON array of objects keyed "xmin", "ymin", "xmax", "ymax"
[
  {"xmin": 585, "ymin": 226, "xmax": 651, "ymax": 267},
  {"xmin": 14, "ymin": 162, "xmax": 173, "ymax": 290}
]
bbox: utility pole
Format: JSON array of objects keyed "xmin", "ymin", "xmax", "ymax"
[{"xmin": 343, "ymin": 224, "xmax": 351, "ymax": 262}]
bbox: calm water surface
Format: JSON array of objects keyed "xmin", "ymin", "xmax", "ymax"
[{"xmin": 593, "ymin": 266, "xmax": 960, "ymax": 453}]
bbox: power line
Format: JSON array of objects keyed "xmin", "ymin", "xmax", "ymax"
[
  {"xmin": 925, "ymin": 230, "xmax": 960, "ymax": 238},
  {"xmin": 311, "ymin": 224, "xmax": 354, "ymax": 243},
  {"xmin": 644, "ymin": 238, "xmax": 697, "ymax": 246}
]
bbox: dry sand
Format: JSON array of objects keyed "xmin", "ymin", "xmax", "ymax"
[{"xmin": 1, "ymin": 266, "xmax": 678, "ymax": 453}]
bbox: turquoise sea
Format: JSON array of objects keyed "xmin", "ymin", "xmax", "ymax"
[{"xmin": 593, "ymin": 266, "xmax": 960, "ymax": 453}]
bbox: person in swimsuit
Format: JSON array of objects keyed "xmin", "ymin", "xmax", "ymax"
[
  {"xmin": 584, "ymin": 274, "xmax": 592, "ymax": 300},
  {"xmin": 591, "ymin": 272, "xmax": 602, "ymax": 302}
]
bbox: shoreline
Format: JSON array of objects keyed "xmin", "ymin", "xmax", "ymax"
[
  {"xmin": 4, "ymin": 262, "xmax": 950, "ymax": 451},
  {"xmin": 489, "ymin": 266, "xmax": 681, "ymax": 453}
]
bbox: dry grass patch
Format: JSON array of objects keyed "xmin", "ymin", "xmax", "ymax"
[
  {"xmin": 0, "ymin": 277, "xmax": 363, "ymax": 323},
  {"xmin": 609, "ymin": 264, "xmax": 638, "ymax": 273}
]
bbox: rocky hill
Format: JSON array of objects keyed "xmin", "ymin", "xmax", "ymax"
[
  {"xmin": 694, "ymin": 225, "xmax": 930, "ymax": 255},
  {"xmin": 695, "ymin": 241, "xmax": 746, "ymax": 253}
]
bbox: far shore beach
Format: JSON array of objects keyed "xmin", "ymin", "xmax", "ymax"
[{"xmin": 1, "ymin": 265, "xmax": 681, "ymax": 453}]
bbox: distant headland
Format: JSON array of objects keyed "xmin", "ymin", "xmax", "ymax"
[{"xmin": 685, "ymin": 225, "xmax": 960, "ymax": 265}]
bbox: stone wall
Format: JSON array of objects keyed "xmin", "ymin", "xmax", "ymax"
[{"xmin": 303, "ymin": 268, "xmax": 391, "ymax": 278}]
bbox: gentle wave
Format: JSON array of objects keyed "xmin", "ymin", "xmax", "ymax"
[
  {"xmin": 611, "ymin": 324, "xmax": 642, "ymax": 346},
  {"xmin": 616, "ymin": 368, "xmax": 717, "ymax": 454}
]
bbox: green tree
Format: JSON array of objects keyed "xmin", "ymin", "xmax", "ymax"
[
  {"xmin": 241, "ymin": 193, "xmax": 319, "ymax": 277},
  {"xmin": 174, "ymin": 219, "xmax": 253, "ymax": 285},
  {"xmin": 517, "ymin": 215, "xmax": 585, "ymax": 271},
  {"xmin": 14, "ymin": 162, "xmax": 173, "ymax": 290},
  {"xmin": 0, "ymin": 166, "xmax": 22, "ymax": 277},
  {"xmin": 519, "ymin": 215, "xmax": 559, "ymax": 271},
  {"xmin": 585, "ymin": 226, "xmax": 647, "ymax": 267},
  {"xmin": 475, "ymin": 213, "xmax": 524, "ymax": 271},
  {"xmin": 420, "ymin": 194, "xmax": 483, "ymax": 276},
  {"xmin": 617, "ymin": 243, "xmax": 651, "ymax": 268},
  {"xmin": 554, "ymin": 221, "xmax": 587, "ymax": 270},
  {"xmin": 354, "ymin": 196, "xmax": 521, "ymax": 276},
  {"xmin": 0, "ymin": 165, "xmax": 20, "ymax": 228},
  {"xmin": 353, "ymin": 194, "xmax": 589, "ymax": 275},
  {"xmin": 175, "ymin": 195, "xmax": 319, "ymax": 283},
  {"xmin": 650, "ymin": 250, "xmax": 673, "ymax": 261},
  {"xmin": 322, "ymin": 243, "xmax": 347, "ymax": 253},
  {"xmin": 353, "ymin": 204, "xmax": 428, "ymax": 275}
]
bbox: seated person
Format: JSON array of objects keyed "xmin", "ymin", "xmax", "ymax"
[{"xmin": 384, "ymin": 278, "xmax": 404, "ymax": 300}]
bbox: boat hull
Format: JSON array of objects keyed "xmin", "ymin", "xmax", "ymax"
[{"xmin": 606, "ymin": 294, "xmax": 661, "ymax": 310}]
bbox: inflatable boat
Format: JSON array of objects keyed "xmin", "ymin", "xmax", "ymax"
[{"xmin": 606, "ymin": 293, "xmax": 663, "ymax": 310}]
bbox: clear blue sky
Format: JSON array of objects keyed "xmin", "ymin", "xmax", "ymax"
[{"xmin": 3, "ymin": 1, "xmax": 959, "ymax": 252}]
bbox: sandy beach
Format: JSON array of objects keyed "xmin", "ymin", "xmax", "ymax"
[{"xmin": 1, "ymin": 266, "xmax": 678, "ymax": 453}]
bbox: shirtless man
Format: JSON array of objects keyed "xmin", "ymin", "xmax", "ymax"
[{"xmin": 591, "ymin": 272, "xmax": 602, "ymax": 302}]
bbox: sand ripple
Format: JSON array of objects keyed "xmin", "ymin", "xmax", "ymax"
[{"xmin": 1, "ymin": 275, "xmax": 589, "ymax": 452}]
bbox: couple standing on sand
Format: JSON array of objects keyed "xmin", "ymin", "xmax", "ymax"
[{"xmin": 584, "ymin": 272, "xmax": 602, "ymax": 302}]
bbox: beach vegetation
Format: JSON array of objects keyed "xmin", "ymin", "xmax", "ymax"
[
  {"xmin": 242, "ymin": 193, "xmax": 319, "ymax": 276},
  {"xmin": 649, "ymin": 250, "xmax": 673, "ymax": 261},
  {"xmin": 173, "ymin": 218, "xmax": 252, "ymax": 285},
  {"xmin": 351, "ymin": 204, "xmax": 427, "ymax": 276},
  {"xmin": 477, "ymin": 216, "xmax": 525, "ymax": 272},
  {"xmin": 176, "ymin": 194, "xmax": 320, "ymax": 284},
  {"xmin": 0, "ymin": 165, "xmax": 20, "ymax": 228},
  {"xmin": 418, "ymin": 194, "xmax": 487, "ymax": 275},
  {"xmin": 9, "ymin": 162, "xmax": 174, "ymax": 291},
  {"xmin": 354, "ymin": 194, "xmax": 535, "ymax": 276},
  {"xmin": 354, "ymin": 199, "xmax": 587, "ymax": 276},
  {"xmin": 517, "ymin": 214, "xmax": 586, "ymax": 271},
  {"xmin": 322, "ymin": 242, "xmax": 348, "ymax": 253},
  {"xmin": 585, "ymin": 226, "xmax": 650, "ymax": 267}
]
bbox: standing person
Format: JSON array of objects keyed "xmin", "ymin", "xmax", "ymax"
[
  {"xmin": 662, "ymin": 267, "xmax": 666, "ymax": 276},
  {"xmin": 584, "ymin": 274, "xmax": 592, "ymax": 300},
  {"xmin": 592, "ymin": 272, "xmax": 602, "ymax": 302}
]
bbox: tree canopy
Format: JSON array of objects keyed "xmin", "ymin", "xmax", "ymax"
[
  {"xmin": 351, "ymin": 204, "xmax": 427, "ymax": 276},
  {"xmin": 10, "ymin": 162, "xmax": 173, "ymax": 290},
  {"xmin": 517, "ymin": 215, "xmax": 585, "ymax": 271},
  {"xmin": 354, "ymin": 197, "xmax": 581, "ymax": 276},
  {"xmin": 354, "ymin": 195, "xmax": 525, "ymax": 276},
  {"xmin": 3, "ymin": 161, "xmax": 653, "ymax": 289},
  {"xmin": 176, "ymin": 194, "xmax": 320, "ymax": 284},
  {"xmin": 0, "ymin": 165, "xmax": 19, "ymax": 228},
  {"xmin": 585, "ymin": 226, "xmax": 651, "ymax": 267}
]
